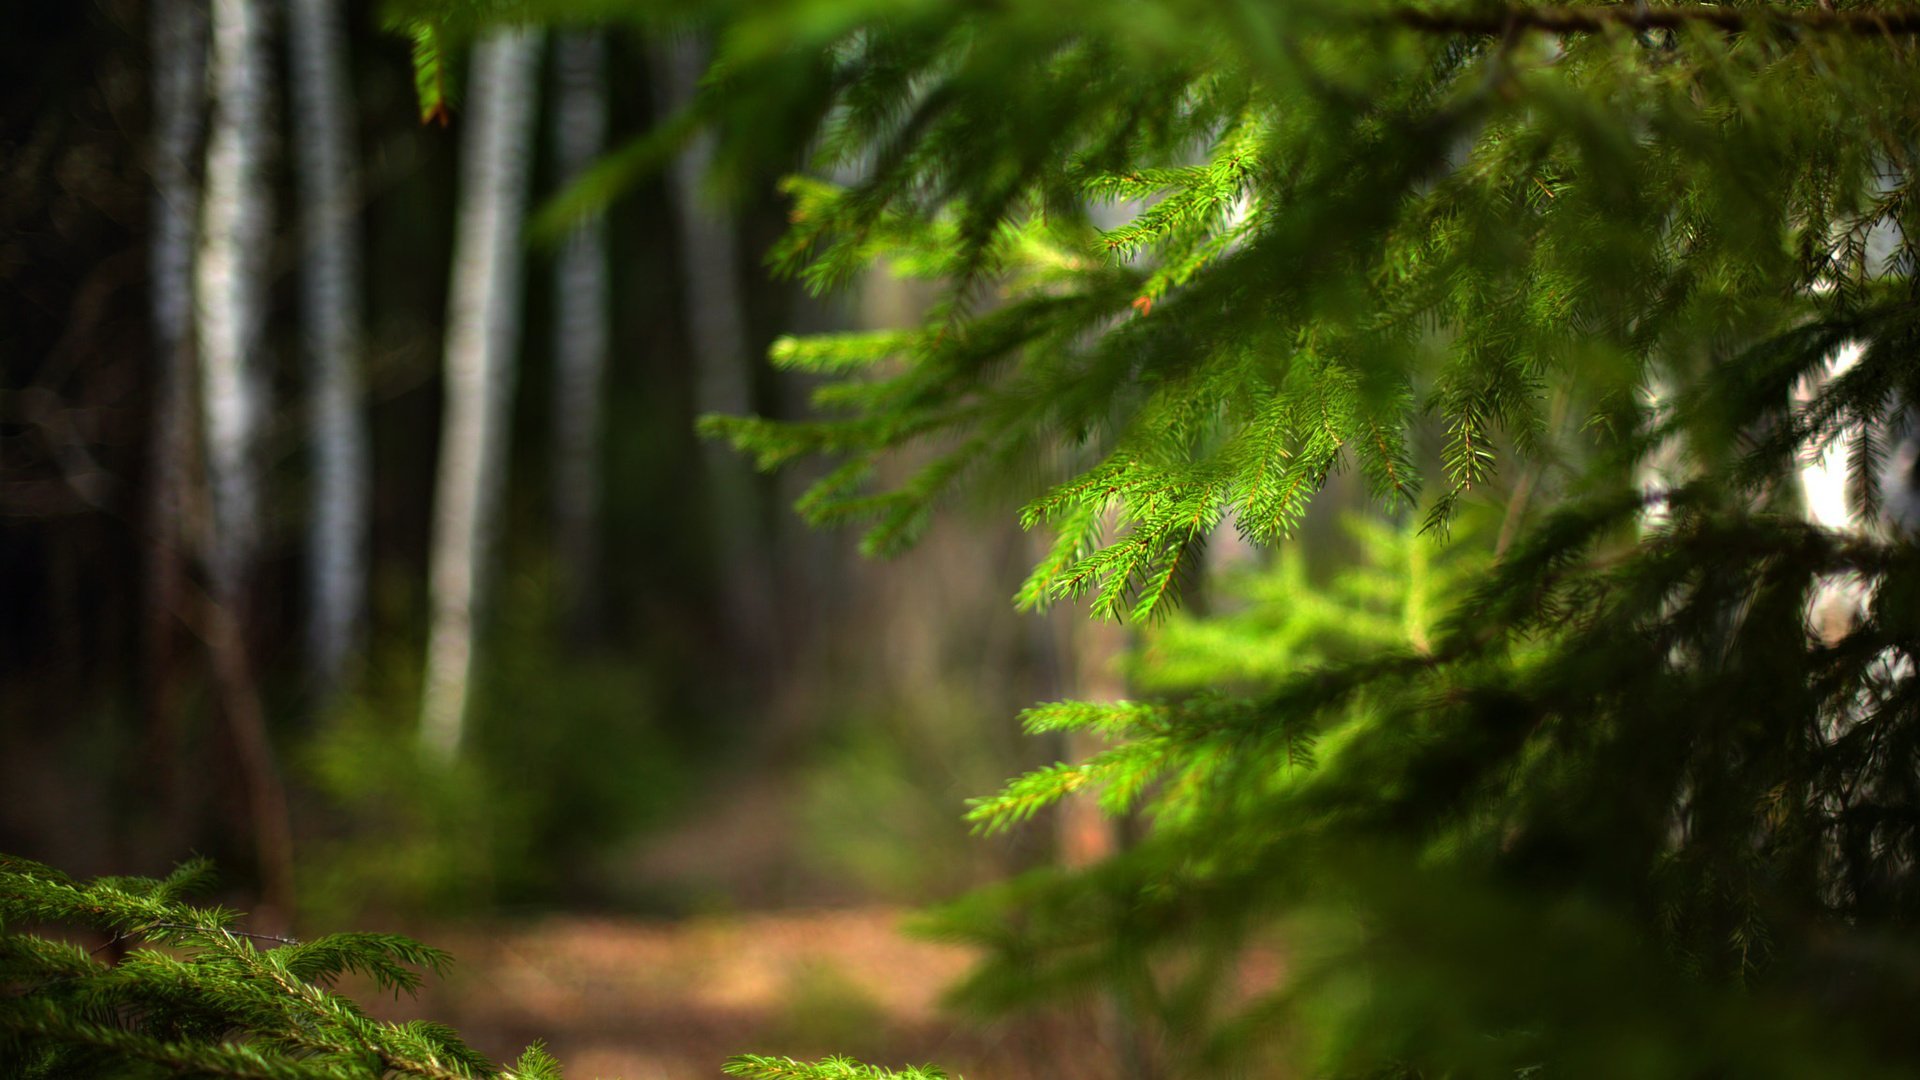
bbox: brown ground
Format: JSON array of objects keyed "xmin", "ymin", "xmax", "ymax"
[{"xmin": 367, "ymin": 907, "xmax": 1110, "ymax": 1080}]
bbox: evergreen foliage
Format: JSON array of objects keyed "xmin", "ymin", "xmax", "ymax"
[
  {"xmin": 1130, "ymin": 513, "xmax": 1492, "ymax": 690},
  {"xmin": 722, "ymin": 1055, "xmax": 949, "ymax": 1080},
  {"xmin": 400, "ymin": 0, "xmax": 1920, "ymax": 1073},
  {"xmin": 0, "ymin": 855, "xmax": 563, "ymax": 1079}
]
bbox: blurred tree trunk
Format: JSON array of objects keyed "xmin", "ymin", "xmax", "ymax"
[
  {"xmin": 1636, "ymin": 378, "xmax": 1682, "ymax": 539},
  {"xmin": 287, "ymin": 0, "xmax": 369, "ymax": 699},
  {"xmin": 144, "ymin": 0, "xmax": 206, "ymax": 835},
  {"xmin": 1058, "ymin": 615, "xmax": 1126, "ymax": 867},
  {"xmin": 652, "ymin": 34, "xmax": 779, "ymax": 669},
  {"xmin": 1032, "ymin": 502, "xmax": 1155, "ymax": 1077},
  {"xmin": 550, "ymin": 30, "xmax": 610, "ymax": 644},
  {"xmin": 420, "ymin": 28, "xmax": 542, "ymax": 760},
  {"xmin": 195, "ymin": 0, "xmax": 294, "ymax": 922},
  {"xmin": 196, "ymin": 0, "xmax": 271, "ymax": 612},
  {"xmin": 1053, "ymin": 607, "xmax": 1158, "ymax": 1080},
  {"xmin": 1794, "ymin": 344, "xmax": 1872, "ymax": 645}
]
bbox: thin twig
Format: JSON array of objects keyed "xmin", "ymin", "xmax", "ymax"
[
  {"xmin": 146, "ymin": 922, "xmax": 301, "ymax": 948},
  {"xmin": 1392, "ymin": 5, "xmax": 1920, "ymax": 37}
]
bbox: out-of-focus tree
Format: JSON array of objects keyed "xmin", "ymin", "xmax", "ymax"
[
  {"xmin": 652, "ymin": 32, "xmax": 779, "ymax": 671},
  {"xmin": 194, "ymin": 0, "xmax": 295, "ymax": 922},
  {"xmin": 549, "ymin": 29, "xmax": 611, "ymax": 643},
  {"xmin": 420, "ymin": 27, "xmax": 543, "ymax": 760},
  {"xmin": 143, "ymin": 0, "xmax": 206, "ymax": 812},
  {"xmin": 194, "ymin": 0, "xmax": 271, "ymax": 614},
  {"xmin": 287, "ymin": 0, "xmax": 371, "ymax": 699}
]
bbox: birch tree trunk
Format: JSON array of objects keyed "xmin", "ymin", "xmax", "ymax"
[
  {"xmin": 1794, "ymin": 343, "xmax": 1874, "ymax": 645},
  {"xmin": 195, "ymin": 0, "xmax": 296, "ymax": 923},
  {"xmin": 420, "ymin": 28, "xmax": 542, "ymax": 760},
  {"xmin": 1636, "ymin": 377, "xmax": 1684, "ymax": 538},
  {"xmin": 287, "ymin": 0, "xmax": 369, "ymax": 696},
  {"xmin": 144, "ymin": 0, "xmax": 206, "ymax": 836},
  {"xmin": 1792, "ymin": 198, "xmax": 1907, "ymax": 643},
  {"xmin": 652, "ymin": 34, "xmax": 778, "ymax": 663},
  {"xmin": 196, "ymin": 0, "xmax": 272, "ymax": 610},
  {"xmin": 150, "ymin": 0, "xmax": 204, "ymax": 453},
  {"xmin": 550, "ymin": 30, "xmax": 610, "ymax": 642}
]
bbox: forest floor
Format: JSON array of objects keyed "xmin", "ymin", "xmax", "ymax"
[{"xmin": 368, "ymin": 906, "xmax": 1111, "ymax": 1080}]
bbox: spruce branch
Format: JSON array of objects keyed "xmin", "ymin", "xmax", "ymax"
[{"xmin": 0, "ymin": 858, "xmax": 557, "ymax": 1079}]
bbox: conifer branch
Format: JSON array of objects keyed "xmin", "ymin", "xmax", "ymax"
[{"xmin": 0, "ymin": 859, "xmax": 551, "ymax": 1078}]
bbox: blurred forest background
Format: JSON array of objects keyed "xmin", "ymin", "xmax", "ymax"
[
  {"xmin": 0, "ymin": 1, "xmax": 1258, "ymax": 1072},
  {"xmin": 0, "ymin": 0, "xmax": 1436, "ymax": 1068},
  {"xmin": 0, "ymin": 0, "xmax": 1088, "ymax": 904},
  {"xmin": 17, "ymin": 2, "xmax": 1920, "ymax": 1077}
]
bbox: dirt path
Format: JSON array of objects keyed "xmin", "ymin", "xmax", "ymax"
[{"xmin": 370, "ymin": 907, "xmax": 1106, "ymax": 1079}]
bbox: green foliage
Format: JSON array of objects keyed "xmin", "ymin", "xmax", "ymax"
[
  {"xmin": 408, "ymin": 0, "xmax": 1920, "ymax": 1074},
  {"xmin": 798, "ymin": 709, "xmax": 1014, "ymax": 902},
  {"xmin": 722, "ymin": 1055, "xmax": 949, "ymax": 1080},
  {"xmin": 760, "ymin": 963, "xmax": 892, "ymax": 1059},
  {"xmin": 0, "ymin": 855, "xmax": 564, "ymax": 1079},
  {"xmin": 302, "ymin": 581, "xmax": 685, "ymax": 920},
  {"xmin": 403, "ymin": 19, "xmax": 449, "ymax": 124},
  {"xmin": 301, "ymin": 703, "xmax": 521, "ymax": 921},
  {"xmin": 1128, "ymin": 512, "xmax": 1493, "ymax": 690},
  {"xmin": 700, "ymin": 4, "xmax": 1920, "ymax": 1074},
  {"xmin": 965, "ymin": 514, "xmax": 1493, "ymax": 843}
]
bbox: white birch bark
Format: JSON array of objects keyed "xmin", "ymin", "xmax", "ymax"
[
  {"xmin": 196, "ymin": 0, "xmax": 273, "ymax": 607},
  {"xmin": 550, "ymin": 30, "xmax": 610, "ymax": 637},
  {"xmin": 652, "ymin": 33, "xmax": 778, "ymax": 655},
  {"xmin": 287, "ymin": 0, "xmax": 369, "ymax": 693},
  {"xmin": 1794, "ymin": 342, "xmax": 1875, "ymax": 645},
  {"xmin": 189, "ymin": 0, "xmax": 300, "ymax": 915},
  {"xmin": 420, "ymin": 28, "xmax": 542, "ymax": 759},
  {"xmin": 1636, "ymin": 377, "xmax": 1683, "ymax": 537},
  {"xmin": 1795, "ymin": 185, "xmax": 1906, "ymax": 643}
]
